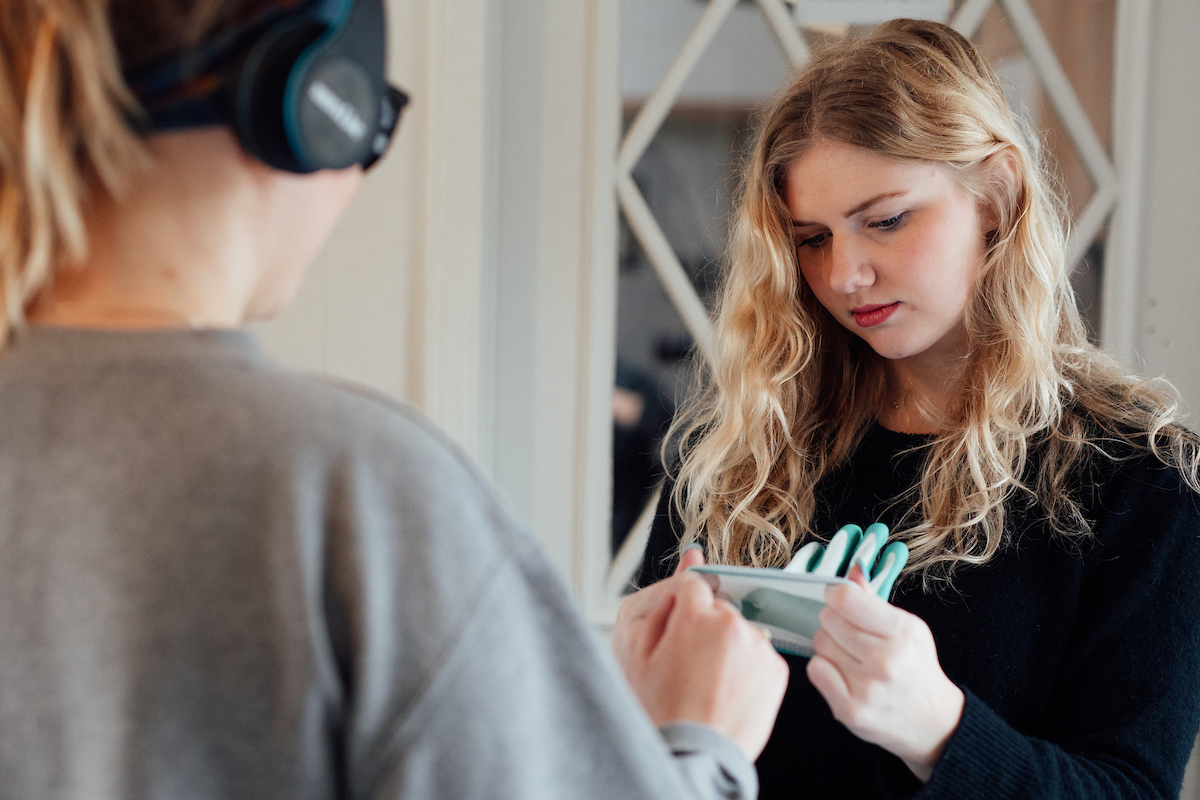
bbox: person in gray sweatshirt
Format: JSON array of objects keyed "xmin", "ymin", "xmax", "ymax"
[{"xmin": 0, "ymin": 0, "xmax": 788, "ymax": 798}]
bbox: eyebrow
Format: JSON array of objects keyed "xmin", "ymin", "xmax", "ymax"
[{"xmin": 790, "ymin": 191, "xmax": 908, "ymax": 227}]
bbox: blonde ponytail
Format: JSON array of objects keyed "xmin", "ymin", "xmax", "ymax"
[{"xmin": 0, "ymin": 0, "xmax": 144, "ymax": 345}]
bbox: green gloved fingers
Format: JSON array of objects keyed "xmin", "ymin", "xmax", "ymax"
[
  {"xmin": 784, "ymin": 524, "xmax": 863, "ymax": 577},
  {"xmin": 789, "ymin": 541, "xmax": 823, "ymax": 573},
  {"xmin": 867, "ymin": 540, "xmax": 908, "ymax": 599},
  {"xmin": 812, "ymin": 524, "xmax": 862, "ymax": 577},
  {"xmin": 848, "ymin": 522, "xmax": 887, "ymax": 577},
  {"xmin": 783, "ymin": 521, "xmax": 908, "ymax": 601}
]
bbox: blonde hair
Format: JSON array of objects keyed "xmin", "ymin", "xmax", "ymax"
[
  {"xmin": 0, "ymin": 0, "xmax": 259, "ymax": 345},
  {"xmin": 669, "ymin": 18, "xmax": 1199, "ymax": 584}
]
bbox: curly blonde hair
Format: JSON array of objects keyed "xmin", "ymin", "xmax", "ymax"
[
  {"xmin": 0, "ymin": 0, "xmax": 262, "ymax": 345},
  {"xmin": 668, "ymin": 18, "xmax": 1198, "ymax": 584}
]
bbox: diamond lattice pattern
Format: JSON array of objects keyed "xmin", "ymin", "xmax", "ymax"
[{"xmin": 616, "ymin": 0, "xmax": 1119, "ymax": 367}]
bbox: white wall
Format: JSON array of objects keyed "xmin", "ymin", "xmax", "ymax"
[
  {"xmin": 252, "ymin": 0, "xmax": 424, "ymax": 402},
  {"xmin": 1134, "ymin": 0, "xmax": 1200, "ymax": 417},
  {"xmin": 1142, "ymin": 0, "xmax": 1200, "ymax": 791},
  {"xmin": 253, "ymin": 0, "xmax": 620, "ymax": 608}
]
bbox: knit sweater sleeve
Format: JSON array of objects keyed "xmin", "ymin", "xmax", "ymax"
[
  {"xmin": 314, "ymin": 401, "xmax": 759, "ymax": 800},
  {"xmin": 895, "ymin": 453, "xmax": 1200, "ymax": 800}
]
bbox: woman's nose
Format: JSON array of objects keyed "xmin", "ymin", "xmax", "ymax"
[{"xmin": 828, "ymin": 237, "xmax": 875, "ymax": 294}]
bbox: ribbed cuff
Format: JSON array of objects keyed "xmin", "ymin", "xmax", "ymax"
[
  {"xmin": 660, "ymin": 722, "xmax": 759, "ymax": 800},
  {"xmin": 912, "ymin": 687, "xmax": 1032, "ymax": 799}
]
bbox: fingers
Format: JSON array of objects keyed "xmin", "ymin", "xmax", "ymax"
[
  {"xmin": 615, "ymin": 543, "xmax": 788, "ymax": 761},
  {"xmin": 665, "ymin": 568, "xmax": 722, "ymax": 620},
  {"xmin": 820, "ymin": 588, "xmax": 931, "ymax": 671},
  {"xmin": 648, "ymin": 582, "xmax": 789, "ymax": 760},
  {"xmin": 614, "ymin": 578, "xmax": 679, "ymax": 670},
  {"xmin": 675, "ymin": 543, "xmax": 705, "ymax": 573},
  {"xmin": 618, "ymin": 543, "xmax": 704, "ymax": 631},
  {"xmin": 823, "ymin": 579, "xmax": 900, "ymax": 637},
  {"xmin": 811, "ymin": 621, "xmax": 856, "ymax": 661},
  {"xmin": 806, "ymin": 591, "xmax": 962, "ymax": 778},
  {"xmin": 618, "ymin": 544, "xmax": 705, "ymax": 634},
  {"xmin": 805, "ymin": 653, "xmax": 852, "ymax": 716},
  {"xmin": 616, "ymin": 579, "xmax": 676, "ymax": 629},
  {"xmin": 817, "ymin": 605, "xmax": 883, "ymax": 664},
  {"xmin": 846, "ymin": 562, "xmax": 870, "ymax": 589},
  {"xmin": 613, "ymin": 548, "xmax": 713, "ymax": 669}
]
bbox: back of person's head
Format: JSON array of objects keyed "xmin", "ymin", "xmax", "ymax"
[
  {"xmin": 1, "ymin": 0, "xmax": 401, "ymax": 341},
  {"xmin": 0, "ymin": 0, "xmax": 260, "ymax": 340}
]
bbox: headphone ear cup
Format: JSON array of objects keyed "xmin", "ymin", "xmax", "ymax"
[
  {"xmin": 227, "ymin": 19, "xmax": 325, "ymax": 173},
  {"xmin": 292, "ymin": 56, "xmax": 378, "ymax": 170}
]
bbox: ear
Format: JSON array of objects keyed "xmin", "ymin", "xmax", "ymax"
[{"xmin": 977, "ymin": 147, "xmax": 1020, "ymax": 234}]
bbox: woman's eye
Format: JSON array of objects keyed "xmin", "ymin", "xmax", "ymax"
[
  {"xmin": 797, "ymin": 232, "xmax": 828, "ymax": 249},
  {"xmin": 869, "ymin": 212, "xmax": 907, "ymax": 231}
]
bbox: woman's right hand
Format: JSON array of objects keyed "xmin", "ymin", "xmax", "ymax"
[
  {"xmin": 806, "ymin": 564, "xmax": 964, "ymax": 782},
  {"xmin": 613, "ymin": 547, "xmax": 789, "ymax": 761}
]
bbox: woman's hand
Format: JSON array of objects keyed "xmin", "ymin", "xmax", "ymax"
[
  {"xmin": 806, "ymin": 565, "xmax": 964, "ymax": 782},
  {"xmin": 613, "ymin": 547, "xmax": 789, "ymax": 761}
]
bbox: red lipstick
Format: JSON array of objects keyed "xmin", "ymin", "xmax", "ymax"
[{"xmin": 852, "ymin": 302, "xmax": 899, "ymax": 328}]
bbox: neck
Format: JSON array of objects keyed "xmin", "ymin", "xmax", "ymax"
[
  {"xmin": 879, "ymin": 354, "xmax": 970, "ymax": 434},
  {"xmin": 28, "ymin": 130, "xmax": 286, "ymax": 331}
]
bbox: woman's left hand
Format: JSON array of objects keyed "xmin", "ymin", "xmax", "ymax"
[{"xmin": 806, "ymin": 565, "xmax": 964, "ymax": 782}]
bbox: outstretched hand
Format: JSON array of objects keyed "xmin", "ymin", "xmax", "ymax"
[
  {"xmin": 613, "ymin": 547, "xmax": 789, "ymax": 761},
  {"xmin": 806, "ymin": 564, "xmax": 964, "ymax": 782}
]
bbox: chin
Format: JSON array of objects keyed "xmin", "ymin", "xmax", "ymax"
[{"xmin": 859, "ymin": 333, "xmax": 912, "ymax": 361}]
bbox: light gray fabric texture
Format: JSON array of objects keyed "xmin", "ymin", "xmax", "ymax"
[
  {"xmin": 660, "ymin": 724, "xmax": 759, "ymax": 800},
  {"xmin": 0, "ymin": 327, "xmax": 756, "ymax": 800}
]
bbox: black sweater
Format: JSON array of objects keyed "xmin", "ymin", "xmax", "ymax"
[{"xmin": 638, "ymin": 424, "xmax": 1200, "ymax": 799}]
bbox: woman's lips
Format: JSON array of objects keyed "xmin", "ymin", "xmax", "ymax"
[{"xmin": 852, "ymin": 302, "xmax": 899, "ymax": 328}]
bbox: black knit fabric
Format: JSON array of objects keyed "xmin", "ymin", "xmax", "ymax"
[{"xmin": 638, "ymin": 423, "xmax": 1200, "ymax": 799}]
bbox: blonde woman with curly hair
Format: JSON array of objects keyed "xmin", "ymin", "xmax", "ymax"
[
  {"xmin": 635, "ymin": 17, "xmax": 1200, "ymax": 799},
  {"xmin": 0, "ymin": 0, "xmax": 789, "ymax": 796}
]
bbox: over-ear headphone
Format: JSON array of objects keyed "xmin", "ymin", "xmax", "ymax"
[{"xmin": 125, "ymin": 0, "xmax": 408, "ymax": 173}]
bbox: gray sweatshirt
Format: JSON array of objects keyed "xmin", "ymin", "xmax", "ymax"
[{"xmin": 0, "ymin": 328, "xmax": 756, "ymax": 800}]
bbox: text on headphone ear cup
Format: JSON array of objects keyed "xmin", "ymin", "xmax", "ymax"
[
  {"xmin": 291, "ymin": 57, "xmax": 377, "ymax": 170},
  {"xmin": 230, "ymin": 19, "xmax": 326, "ymax": 173}
]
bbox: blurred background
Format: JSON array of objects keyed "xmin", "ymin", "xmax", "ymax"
[
  {"xmin": 253, "ymin": 0, "xmax": 1199, "ymax": 629},
  {"xmin": 253, "ymin": 2, "xmax": 1200, "ymax": 788}
]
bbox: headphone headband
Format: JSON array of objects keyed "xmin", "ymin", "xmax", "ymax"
[{"xmin": 125, "ymin": 0, "xmax": 407, "ymax": 173}]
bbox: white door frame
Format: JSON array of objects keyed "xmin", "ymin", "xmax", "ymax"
[{"xmin": 400, "ymin": 0, "xmax": 623, "ymax": 618}]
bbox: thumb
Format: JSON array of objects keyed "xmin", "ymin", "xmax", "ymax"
[
  {"xmin": 846, "ymin": 561, "xmax": 870, "ymax": 590},
  {"xmin": 675, "ymin": 544, "xmax": 706, "ymax": 575}
]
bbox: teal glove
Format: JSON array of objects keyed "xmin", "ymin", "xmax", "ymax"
[
  {"xmin": 784, "ymin": 522, "xmax": 908, "ymax": 600},
  {"xmin": 691, "ymin": 523, "xmax": 909, "ymax": 658}
]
